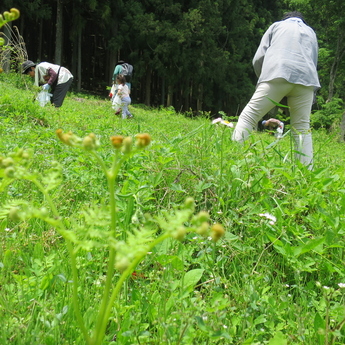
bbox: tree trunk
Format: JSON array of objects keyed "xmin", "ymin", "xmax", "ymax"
[
  {"xmin": 183, "ymin": 81, "xmax": 191, "ymax": 113},
  {"xmin": 327, "ymin": 29, "xmax": 345, "ymax": 102},
  {"xmin": 108, "ymin": 49, "xmax": 117, "ymax": 86},
  {"xmin": 55, "ymin": 0, "xmax": 63, "ymax": 65},
  {"xmin": 339, "ymin": 111, "xmax": 345, "ymax": 142},
  {"xmin": 167, "ymin": 84, "xmax": 173, "ymax": 107},
  {"xmin": 37, "ymin": 20, "xmax": 43, "ymax": 61},
  {"xmin": 196, "ymin": 82, "xmax": 203, "ymax": 115},
  {"xmin": 145, "ymin": 66, "xmax": 152, "ymax": 106},
  {"xmin": 108, "ymin": 12, "xmax": 119, "ymax": 86},
  {"xmin": 161, "ymin": 77, "xmax": 165, "ymax": 106},
  {"xmin": 77, "ymin": 26, "xmax": 82, "ymax": 91},
  {"xmin": 196, "ymin": 59, "xmax": 204, "ymax": 114}
]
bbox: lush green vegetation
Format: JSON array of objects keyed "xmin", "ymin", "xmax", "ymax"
[
  {"xmin": 1, "ymin": 74, "xmax": 345, "ymax": 344},
  {"xmin": 1, "ymin": 0, "xmax": 344, "ymax": 117}
]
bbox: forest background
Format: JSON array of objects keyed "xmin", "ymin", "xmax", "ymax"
[
  {"xmin": 0, "ymin": 0, "xmax": 344, "ymax": 119},
  {"xmin": 1, "ymin": 2, "xmax": 345, "ymax": 344}
]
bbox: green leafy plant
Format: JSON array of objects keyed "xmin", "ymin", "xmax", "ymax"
[
  {"xmin": 0, "ymin": 8, "xmax": 20, "ymax": 30},
  {"xmin": 312, "ymin": 97, "xmax": 344, "ymax": 129},
  {"xmin": 0, "ymin": 130, "xmax": 224, "ymax": 345},
  {"xmin": 314, "ymin": 282, "xmax": 345, "ymax": 345},
  {"xmin": 0, "ymin": 8, "xmax": 20, "ymax": 66},
  {"xmin": 2, "ymin": 74, "xmax": 345, "ymax": 344},
  {"xmin": 0, "ymin": 24, "xmax": 28, "ymax": 73}
]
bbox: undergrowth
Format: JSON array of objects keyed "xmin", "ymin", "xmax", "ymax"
[{"xmin": 1, "ymin": 73, "xmax": 345, "ymax": 344}]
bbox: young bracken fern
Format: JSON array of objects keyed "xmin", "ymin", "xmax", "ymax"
[{"xmin": 0, "ymin": 130, "xmax": 224, "ymax": 345}]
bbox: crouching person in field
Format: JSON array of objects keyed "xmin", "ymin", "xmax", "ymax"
[
  {"xmin": 232, "ymin": 11, "xmax": 320, "ymax": 170},
  {"xmin": 22, "ymin": 60, "xmax": 73, "ymax": 107}
]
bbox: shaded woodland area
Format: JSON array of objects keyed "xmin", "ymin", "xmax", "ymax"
[{"xmin": 1, "ymin": 0, "xmax": 344, "ymax": 117}]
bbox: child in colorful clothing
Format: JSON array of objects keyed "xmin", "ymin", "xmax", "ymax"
[{"xmin": 115, "ymin": 74, "xmax": 133, "ymax": 119}]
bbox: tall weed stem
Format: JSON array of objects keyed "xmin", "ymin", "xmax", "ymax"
[
  {"xmin": 91, "ymin": 232, "xmax": 171, "ymax": 345},
  {"xmin": 90, "ymin": 151, "xmax": 124, "ymax": 345}
]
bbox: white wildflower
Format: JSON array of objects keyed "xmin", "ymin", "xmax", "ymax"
[
  {"xmin": 211, "ymin": 118, "xmax": 234, "ymax": 128},
  {"xmin": 212, "ymin": 118, "xmax": 222, "ymax": 124},
  {"xmin": 338, "ymin": 283, "xmax": 345, "ymax": 288},
  {"xmin": 259, "ymin": 213, "xmax": 277, "ymax": 224}
]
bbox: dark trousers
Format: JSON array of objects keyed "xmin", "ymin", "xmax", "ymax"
[{"xmin": 51, "ymin": 78, "xmax": 73, "ymax": 107}]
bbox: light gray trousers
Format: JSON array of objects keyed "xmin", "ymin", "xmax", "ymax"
[{"xmin": 232, "ymin": 78, "xmax": 314, "ymax": 168}]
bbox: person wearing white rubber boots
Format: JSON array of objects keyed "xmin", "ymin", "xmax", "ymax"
[{"xmin": 232, "ymin": 11, "xmax": 320, "ymax": 169}]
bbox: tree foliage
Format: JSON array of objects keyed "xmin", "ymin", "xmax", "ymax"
[{"xmin": 0, "ymin": 0, "xmax": 344, "ymax": 116}]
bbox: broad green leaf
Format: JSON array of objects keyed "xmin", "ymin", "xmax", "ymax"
[
  {"xmin": 170, "ymin": 183, "xmax": 186, "ymax": 193},
  {"xmin": 181, "ymin": 268, "xmax": 204, "ymax": 288},
  {"xmin": 211, "ymin": 330, "xmax": 232, "ymax": 340},
  {"xmin": 266, "ymin": 233, "xmax": 284, "ymax": 247},
  {"xmin": 166, "ymin": 294, "xmax": 177, "ymax": 313},
  {"xmin": 267, "ymin": 331, "xmax": 288, "ymax": 345},
  {"xmin": 195, "ymin": 316, "xmax": 208, "ymax": 332},
  {"xmin": 254, "ymin": 314, "xmax": 267, "ymax": 325},
  {"xmin": 314, "ymin": 313, "xmax": 325, "ymax": 345},
  {"xmin": 294, "ymin": 237, "xmax": 325, "ymax": 258}
]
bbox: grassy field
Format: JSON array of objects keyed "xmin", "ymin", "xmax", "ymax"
[{"xmin": 1, "ymin": 73, "xmax": 345, "ymax": 345}]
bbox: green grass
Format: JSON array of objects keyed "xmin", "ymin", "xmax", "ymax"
[{"xmin": 1, "ymin": 72, "xmax": 345, "ymax": 345}]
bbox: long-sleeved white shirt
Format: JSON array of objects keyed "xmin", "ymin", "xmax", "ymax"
[
  {"xmin": 34, "ymin": 62, "xmax": 73, "ymax": 87},
  {"xmin": 253, "ymin": 17, "xmax": 320, "ymax": 89}
]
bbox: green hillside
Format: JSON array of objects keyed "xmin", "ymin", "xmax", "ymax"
[{"xmin": 1, "ymin": 73, "xmax": 345, "ymax": 345}]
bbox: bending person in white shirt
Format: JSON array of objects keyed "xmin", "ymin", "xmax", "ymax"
[
  {"xmin": 232, "ymin": 11, "xmax": 320, "ymax": 169},
  {"xmin": 22, "ymin": 60, "xmax": 73, "ymax": 107}
]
